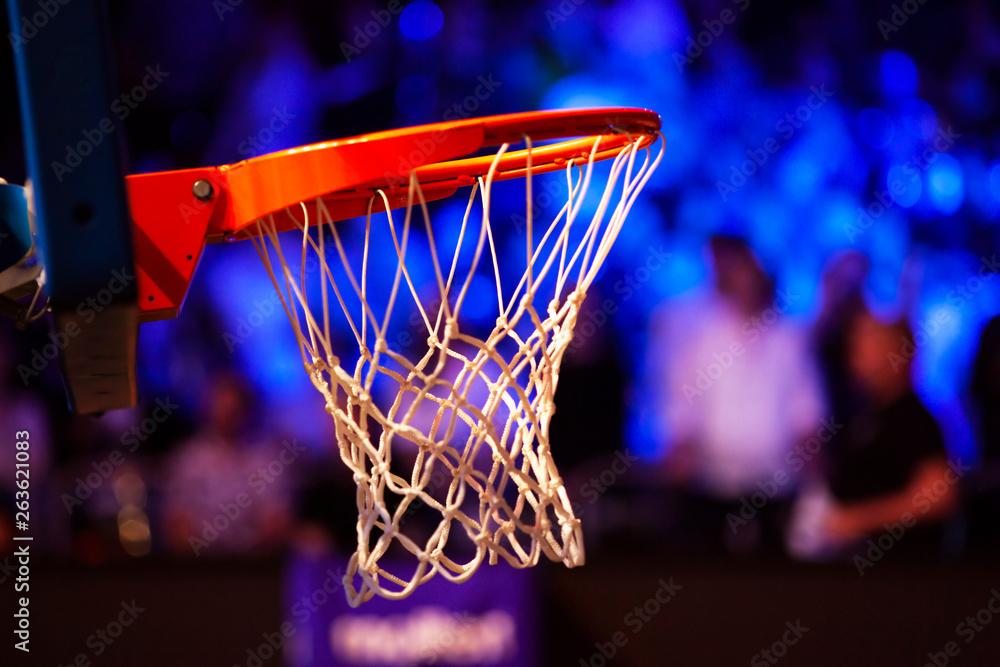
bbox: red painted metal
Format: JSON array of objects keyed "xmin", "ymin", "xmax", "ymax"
[{"xmin": 125, "ymin": 108, "xmax": 661, "ymax": 321}]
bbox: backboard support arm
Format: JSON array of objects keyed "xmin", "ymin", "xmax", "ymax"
[{"xmin": 6, "ymin": 0, "xmax": 138, "ymax": 413}]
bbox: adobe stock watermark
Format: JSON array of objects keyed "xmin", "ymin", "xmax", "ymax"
[
  {"xmin": 223, "ymin": 251, "xmax": 327, "ymax": 352},
  {"xmin": 232, "ymin": 566, "xmax": 346, "ymax": 667},
  {"xmin": 232, "ymin": 568, "xmax": 345, "ymax": 666},
  {"xmin": 51, "ymin": 65, "xmax": 169, "ymax": 182},
  {"xmin": 340, "ymin": 0, "xmax": 409, "ymax": 63},
  {"xmin": 853, "ymin": 458, "xmax": 971, "ymax": 576},
  {"xmin": 0, "ymin": 554, "xmax": 18, "ymax": 585},
  {"xmin": 922, "ymin": 588, "xmax": 1000, "ymax": 667},
  {"xmin": 750, "ymin": 620, "xmax": 810, "ymax": 666},
  {"xmin": 717, "ymin": 84, "xmax": 834, "ymax": 202},
  {"xmin": 55, "ymin": 600, "xmax": 145, "ymax": 667},
  {"xmin": 16, "ymin": 267, "xmax": 136, "ymax": 385},
  {"xmin": 673, "ymin": 0, "xmax": 754, "ymax": 72},
  {"xmin": 888, "ymin": 254, "xmax": 999, "ymax": 372},
  {"xmin": 237, "ymin": 107, "xmax": 297, "ymax": 158},
  {"xmin": 213, "ymin": 0, "xmax": 243, "ymax": 21},
  {"xmin": 546, "ymin": 0, "xmax": 585, "ymax": 30},
  {"xmin": 568, "ymin": 245, "xmax": 670, "ymax": 351},
  {"xmin": 511, "ymin": 177, "xmax": 571, "ymax": 234},
  {"xmin": 681, "ymin": 288, "xmax": 800, "ymax": 403},
  {"xmin": 571, "ymin": 449, "xmax": 639, "ymax": 518},
  {"xmin": 844, "ymin": 125, "xmax": 960, "ymax": 243},
  {"xmin": 578, "ymin": 577, "xmax": 682, "ymax": 666},
  {"xmin": 61, "ymin": 398, "xmax": 179, "ymax": 513},
  {"xmin": 878, "ymin": 0, "xmax": 931, "ymax": 41},
  {"xmin": 233, "ymin": 623, "xmax": 296, "ymax": 667},
  {"xmin": 6, "ymin": 0, "xmax": 71, "ymax": 51},
  {"xmin": 726, "ymin": 418, "xmax": 843, "ymax": 534},
  {"xmin": 382, "ymin": 74, "xmax": 502, "ymax": 187},
  {"xmin": 224, "ymin": 292, "xmax": 285, "ymax": 352},
  {"xmin": 188, "ymin": 439, "xmax": 306, "ymax": 555}
]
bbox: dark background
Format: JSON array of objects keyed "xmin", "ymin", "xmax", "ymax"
[{"xmin": 2, "ymin": 0, "xmax": 1000, "ymax": 665}]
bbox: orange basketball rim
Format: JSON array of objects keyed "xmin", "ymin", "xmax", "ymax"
[{"xmin": 125, "ymin": 108, "xmax": 661, "ymax": 321}]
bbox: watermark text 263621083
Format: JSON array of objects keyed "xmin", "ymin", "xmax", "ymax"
[{"xmin": 13, "ymin": 430, "xmax": 32, "ymax": 654}]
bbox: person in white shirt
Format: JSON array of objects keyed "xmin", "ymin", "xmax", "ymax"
[{"xmin": 650, "ymin": 236, "xmax": 825, "ymax": 553}]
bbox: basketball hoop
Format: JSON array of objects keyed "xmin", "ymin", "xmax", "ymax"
[{"xmin": 128, "ymin": 107, "xmax": 663, "ymax": 605}]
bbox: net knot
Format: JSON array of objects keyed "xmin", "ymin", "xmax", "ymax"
[
  {"xmin": 553, "ymin": 326, "xmax": 574, "ymax": 348},
  {"xmin": 353, "ymin": 387, "xmax": 371, "ymax": 404}
]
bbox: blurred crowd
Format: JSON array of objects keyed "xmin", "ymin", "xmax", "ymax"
[
  {"xmin": 2, "ymin": 0, "xmax": 1000, "ymax": 569},
  {"xmin": 1, "ymin": 235, "xmax": 999, "ymax": 566},
  {"xmin": 557, "ymin": 236, "xmax": 1000, "ymax": 563}
]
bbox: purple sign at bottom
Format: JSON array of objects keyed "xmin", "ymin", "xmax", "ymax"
[{"xmin": 284, "ymin": 551, "xmax": 538, "ymax": 667}]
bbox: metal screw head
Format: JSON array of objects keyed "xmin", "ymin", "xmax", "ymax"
[{"xmin": 192, "ymin": 179, "xmax": 214, "ymax": 202}]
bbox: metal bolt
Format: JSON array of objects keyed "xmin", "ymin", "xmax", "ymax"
[{"xmin": 193, "ymin": 179, "xmax": 214, "ymax": 202}]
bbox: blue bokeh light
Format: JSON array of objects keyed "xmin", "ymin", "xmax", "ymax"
[
  {"xmin": 776, "ymin": 151, "xmax": 823, "ymax": 203},
  {"xmin": 886, "ymin": 164, "xmax": 922, "ymax": 208},
  {"xmin": 989, "ymin": 160, "xmax": 1000, "ymax": 203},
  {"xmin": 395, "ymin": 73, "xmax": 438, "ymax": 117},
  {"xmin": 110, "ymin": 0, "xmax": 998, "ymax": 489},
  {"xmin": 399, "ymin": 1, "xmax": 444, "ymax": 40},
  {"xmin": 926, "ymin": 153, "xmax": 965, "ymax": 215},
  {"xmin": 858, "ymin": 107, "xmax": 894, "ymax": 149},
  {"xmin": 660, "ymin": 234, "xmax": 708, "ymax": 297},
  {"xmin": 880, "ymin": 50, "xmax": 918, "ymax": 98},
  {"xmin": 897, "ymin": 98, "xmax": 938, "ymax": 142},
  {"xmin": 460, "ymin": 274, "xmax": 498, "ymax": 324},
  {"xmin": 604, "ymin": 0, "xmax": 687, "ymax": 57},
  {"xmin": 542, "ymin": 73, "xmax": 628, "ymax": 110}
]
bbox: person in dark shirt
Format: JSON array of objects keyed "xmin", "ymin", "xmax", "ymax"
[
  {"xmin": 968, "ymin": 314, "xmax": 1000, "ymax": 547},
  {"xmin": 548, "ymin": 284, "xmax": 626, "ymax": 473},
  {"xmin": 971, "ymin": 315, "xmax": 1000, "ymax": 463},
  {"xmin": 813, "ymin": 251, "xmax": 869, "ymax": 429},
  {"xmin": 823, "ymin": 313, "xmax": 957, "ymax": 547}
]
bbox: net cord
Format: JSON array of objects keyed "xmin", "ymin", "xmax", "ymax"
[{"xmin": 249, "ymin": 129, "xmax": 664, "ymax": 605}]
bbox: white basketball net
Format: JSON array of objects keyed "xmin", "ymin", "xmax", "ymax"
[{"xmin": 250, "ymin": 130, "xmax": 662, "ymax": 606}]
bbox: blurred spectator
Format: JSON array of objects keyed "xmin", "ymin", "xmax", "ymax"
[
  {"xmin": 653, "ymin": 236, "xmax": 824, "ymax": 553},
  {"xmin": 821, "ymin": 313, "xmax": 957, "ymax": 552},
  {"xmin": 967, "ymin": 314, "xmax": 1000, "ymax": 548},
  {"xmin": 551, "ymin": 284, "xmax": 626, "ymax": 470},
  {"xmin": 163, "ymin": 371, "xmax": 293, "ymax": 557},
  {"xmin": 971, "ymin": 314, "xmax": 1000, "ymax": 466},
  {"xmin": 56, "ymin": 414, "xmax": 138, "ymax": 562},
  {"xmin": 292, "ymin": 451, "xmax": 358, "ymax": 556},
  {"xmin": 550, "ymin": 285, "xmax": 629, "ymax": 545},
  {"xmin": 813, "ymin": 250, "xmax": 870, "ymax": 425}
]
